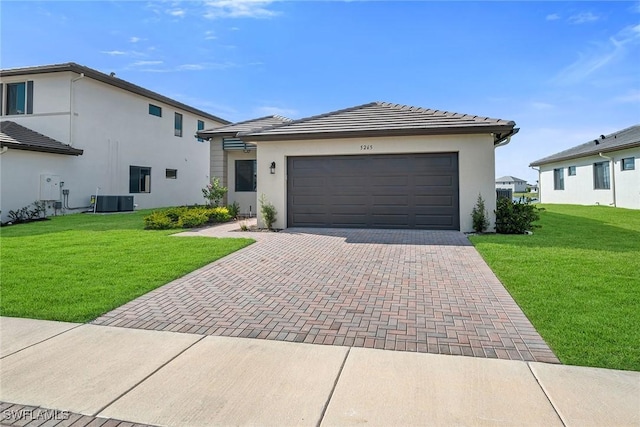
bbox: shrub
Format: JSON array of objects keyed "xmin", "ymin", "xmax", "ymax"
[
  {"xmin": 177, "ymin": 209, "xmax": 209, "ymax": 228},
  {"xmin": 202, "ymin": 178, "xmax": 228, "ymax": 207},
  {"xmin": 163, "ymin": 206, "xmax": 188, "ymax": 222},
  {"xmin": 471, "ymin": 193, "xmax": 490, "ymax": 233},
  {"xmin": 5, "ymin": 201, "xmax": 46, "ymax": 225},
  {"xmin": 143, "ymin": 211, "xmax": 177, "ymax": 230},
  {"xmin": 259, "ymin": 194, "xmax": 277, "ymax": 230},
  {"xmin": 207, "ymin": 207, "xmax": 231, "ymax": 223},
  {"xmin": 227, "ymin": 201, "xmax": 240, "ymax": 219},
  {"xmin": 495, "ymin": 197, "xmax": 540, "ymax": 234}
]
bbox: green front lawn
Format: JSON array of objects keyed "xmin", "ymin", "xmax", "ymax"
[
  {"xmin": 470, "ymin": 205, "xmax": 640, "ymax": 371},
  {"xmin": 1, "ymin": 211, "xmax": 253, "ymax": 322}
]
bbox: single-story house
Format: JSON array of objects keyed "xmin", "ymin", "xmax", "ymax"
[
  {"xmin": 530, "ymin": 125, "xmax": 639, "ymax": 209},
  {"xmin": 199, "ymin": 101, "xmax": 519, "ymax": 232},
  {"xmin": 495, "ymin": 176, "xmax": 528, "ymax": 193}
]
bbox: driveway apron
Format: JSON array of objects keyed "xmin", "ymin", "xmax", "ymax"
[{"xmin": 92, "ymin": 224, "xmax": 558, "ymax": 363}]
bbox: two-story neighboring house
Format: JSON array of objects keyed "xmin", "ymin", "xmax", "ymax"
[
  {"xmin": 0, "ymin": 63, "xmax": 228, "ymax": 222},
  {"xmin": 495, "ymin": 176, "xmax": 528, "ymax": 193}
]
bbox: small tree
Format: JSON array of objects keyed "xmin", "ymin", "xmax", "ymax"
[
  {"xmin": 471, "ymin": 193, "xmax": 490, "ymax": 233},
  {"xmin": 202, "ymin": 178, "xmax": 227, "ymax": 207},
  {"xmin": 259, "ymin": 194, "xmax": 277, "ymax": 230},
  {"xmin": 495, "ymin": 197, "xmax": 540, "ymax": 234}
]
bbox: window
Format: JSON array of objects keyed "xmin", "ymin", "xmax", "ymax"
[
  {"xmin": 593, "ymin": 162, "xmax": 610, "ymax": 189},
  {"xmin": 553, "ymin": 168, "xmax": 564, "ymax": 190},
  {"xmin": 129, "ymin": 166, "xmax": 151, "ymax": 193},
  {"xmin": 622, "ymin": 157, "xmax": 635, "ymax": 171},
  {"xmin": 165, "ymin": 169, "xmax": 177, "ymax": 179},
  {"xmin": 568, "ymin": 166, "xmax": 576, "ymax": 176},
  {"xmin": 149, "ymin": 104, "xmax": 162, "ymax": 117},
  {"xmin": 174, "ymin": 112, "xmax": 183, "ymax": 137},
  {"xmin": 197, "ymin": 120, "xmax": 205, "ymax": 142},
  {"xmin": 5, "ymin": 81, "xmax": 33, "ymax": 115},
  {"xmin": 235, "ymin": 160, "xmax": 257, "ymax": 192}
]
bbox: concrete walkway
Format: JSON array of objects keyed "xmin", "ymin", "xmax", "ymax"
[
  {"xmin": 93, "ymin": 220, "xmax": 557, "ymax": 363},
  {"xmin": 1, "ymin": 317, "xmax": 638, "ymax": 427}
]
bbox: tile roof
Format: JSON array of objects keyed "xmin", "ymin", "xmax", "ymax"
[
  {"xmin": 530, "ymin": 125, "xmax": 640, "ymax": 166},
  {"xmin": 0, "ymin": 63, "xmax": 230, "ymax": 125},
  {"xmin": 495, "ymin": 176, "xmax": 527, "ymax": 183},
  {"xmin": 239, "ymin": 102, "xmax": 517, "ymax": 144},
  {"xmin": 197, "ymin": 115, "xmax": 292, "ymax": 138},
  {"xmin": 0, "ymin": 121, "xmax": 84, "ymax": 155}
]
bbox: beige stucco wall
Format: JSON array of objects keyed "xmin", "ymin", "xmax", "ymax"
[
  {"xmin": 539, "ymin": 147, "xmax": 640, "ymax": 209},
  {"xmin": 250, "ymin": 133, "xmax": 498, "ymax": 232}
]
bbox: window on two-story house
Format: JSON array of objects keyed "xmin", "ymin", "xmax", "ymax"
[
  {"xmin": 593, "ymin": 162, "xmax": 610, "ymax": 189},
  {"xmin": 622, "ymin": 157, "xmax": 635, "ymax": 171},
  {"xmin": 130, "ymin": 166, "xmax": 151, "ymax": 193},
  {"xmin": 197, "ymin": 120, "xmax": 205, "ymax": 142},
  {"xmin": 2, "ymin": 81, "xmax": 34, "ymax": 115},
  {"xmin": 235, "ymin": 160, "xmax": 257, "ymax": 192},
  {"xmin": 174, "ymin": 113, "xmax": 183, "ymax": 137},
  {"xmin": 553, "ymin": 168, "xmax": 564, "ymax": 190},
  {"xmin": 568, "ymin": 166, "xmax": 576, "ymax": 176},
  {"xmin": 149, "ymin": 104, "xmax": 162, "ymax": 117},
  {"xmin": 165, "ymin": 169, "xmax": 177, "ymax": 179}
]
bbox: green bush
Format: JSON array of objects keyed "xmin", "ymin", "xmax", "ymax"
[
  {"xmin": 143, "ymin": 206, "xmax": 232, "ymax": 230},
  {"xmin": 471, "ymin": 193, "xmax": 490, "ymax": 233},
  {"xmin": 177, "ymin": 209, "xmax": 209, "ymax": 228},
  {"xmin": 227, "ymin": 201, "xmax": 240, "ymax": 219},
  {"xmin": 143, "ymin": 211, "xmax": 177, "ymax": 230},
  {"xmin": 495, "ymin": 197, "xmax": 540, "ymax": 234},
  {"xmin": 259, "ymin": 194, "xmax": 277, "ymax": 230}
]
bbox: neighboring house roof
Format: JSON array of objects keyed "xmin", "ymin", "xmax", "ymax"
[
  {"xmin": 0, "ymin": 62, "xmax": 230, "ymax": 125},
  {"xmin": 495, "ymin": 176, "xmax": 527, "ymax": 183},
  {"xmin": 530, "ymin": 125, "xmax": 640, "ymax": 166},
  {"xmin": 197, "ymin": 115, "xmax": 292, "ymax": 138},
  {"xmin": 0, "ymin": 121, "xmax": 83, "ymax": 155},
  {"xmin": 238, "ymin": 101, "xmax": 518, "ymax": 144}
]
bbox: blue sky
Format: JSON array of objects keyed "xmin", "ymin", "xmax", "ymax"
[{"xmin": 2, "ymin": 1, "xmax": 639, "ymax": 184}]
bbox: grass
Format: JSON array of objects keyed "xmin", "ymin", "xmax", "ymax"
[
  {"xmin": 470, "ymin": 204, "xmax": 640, "ymax": 371},
  {"xmin": 513, "ymin": 192, "xmax": 538, "ymax": 200},
  {"xmin": 1, "ymin": 210, "xmax": 253, "ymax": 323}
]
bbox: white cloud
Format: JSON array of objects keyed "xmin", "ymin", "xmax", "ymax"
[
  {"xmin": 613, "ymin": 89, "xmax": 640, "ymax": 104},
  {"xmin": 545, "ymin": 13, "xmax": 560, "ymax": 21},
  {"xmin": 568, "ymin": 12, "xmax": 600, "ymax": 24},
  {"xmin": 130, "ymin": 36, "xmax": 142, "ymax": 43},
  {"xmin": 167, "ymin": 8, "xmax": 186, "ymax": 17},
  {"xmin": 101, "ymin": 50, "xmax": 127, "ymax": 56},
  {"xmin": 131, "ymin": 60, "xmax": 164, "ymax": 66},
  {"xmin": 203, "ymin": 0, "xmax": 279, "ymax": 19},
  {"xmin": 553, "ymin": 23, "xmax": 640, "ymax": 84},
  {"xmin": 204, "ymin": 30, "xmax": 217, "ymax": 40},
  {"xmin": 177, "ymin": 64, "xmax": 206, "ymax": 71},
  {"xmin": 530, "ymin": 102, "xmax": 555, "ymax": 110}
]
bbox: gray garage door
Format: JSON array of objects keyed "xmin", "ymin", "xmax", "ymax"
[{"xmin": 287, "ymin": 153, "xmax": 459, "ymax": 230}]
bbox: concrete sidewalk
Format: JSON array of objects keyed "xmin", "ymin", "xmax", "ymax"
[{"xmin": 1, "ymin": 317, "xmax": 638, "ymax": 427}]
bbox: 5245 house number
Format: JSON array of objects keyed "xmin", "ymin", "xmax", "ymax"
[{"xmin": 360, "ymin": 144, "xmax": 373, "ymax": 150}]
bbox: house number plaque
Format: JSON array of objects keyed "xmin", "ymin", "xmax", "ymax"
[{"xmin": 360, "ymin": 145, "xmax": 373, "ymax": 151}]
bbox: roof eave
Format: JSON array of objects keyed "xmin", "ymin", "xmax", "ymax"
[
  {"xmin": 0, "ymin": 142, "xmax": 84, "ymax": 156},
  {"xmin": 529, "ymin": 141, "xmax": 640, "ymax": 166},
  {"xmin": 242, "ymin": 125, "xmax": 516, "ymax": 142}
]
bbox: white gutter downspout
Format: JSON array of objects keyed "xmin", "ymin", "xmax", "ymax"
[
  {"xmin": 69, "ymin": 73, "xmax": 85, "ymax": 146},
  {"xmin": 0, "ymin": 147, "xmax": 8, "ymax": 155},
  {"xmin": 599, "ymin": 152, "xmax": 616, "ymax": 207},
  {"xmin": 530, "ymin": 166, "xmax": 541, "ymax": 202}
]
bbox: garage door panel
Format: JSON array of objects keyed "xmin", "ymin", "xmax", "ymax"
[{"xmin": 287, "ymin": 153, "xmax": 459, "ymax": 230}]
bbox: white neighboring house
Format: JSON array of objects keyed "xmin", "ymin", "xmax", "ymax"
[
  {"xmin": 0, "ymin": 63, "xmax": 228, "ymax": 222},
  {"xmin": 495, "ymin": 176, "xmax": 528, "ymax": 193},
  {"xmin": 530, "ymin": 125, "xmax": 640, "ymax": 209},
  {"xmin": 200, "ymin": 101, "xmax": 519, "ymax": 232}
]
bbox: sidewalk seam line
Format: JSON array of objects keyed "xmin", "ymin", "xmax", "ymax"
[
  {"xmin": 91, "ymin": 334, "xmax": 207, "ymax": 417},
  {"xmin": 527, "ymin": 362, "xmax": 567, "ymax": 427},
  {"xmin": 316, "ymin": 346, "xmax": 351, "ymax": 427},
  {"xmin": 0, "ymin": 323, "xmax": 83, "ymax": 360}
]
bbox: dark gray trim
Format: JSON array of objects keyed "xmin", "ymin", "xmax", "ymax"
[
  {"xmin": 0, "ymin": 84, "xmax": 3, "ymax": 116},
  {"xmin": 1, "ymin": 141, "xmax": 83, "ymax": 155},
  {"xmin": 0, "ymin": 63, "xmax": 230, "ymax": 124},
  {"xmin": 26, "ymin": 80, "xmax": 33, "ymax": 114}
]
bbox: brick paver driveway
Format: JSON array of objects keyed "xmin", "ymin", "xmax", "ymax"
[{"xmin": 93, "ymin": 222, "xmax": 558, "ymax": 363}]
